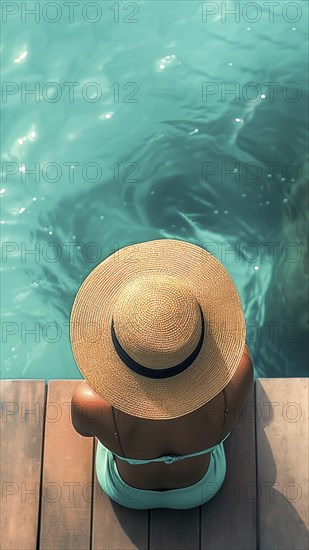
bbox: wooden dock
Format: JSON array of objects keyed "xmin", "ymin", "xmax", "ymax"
[{"xmin": 1, "ymin": 378, "xmax": 308, "ymax": 550}]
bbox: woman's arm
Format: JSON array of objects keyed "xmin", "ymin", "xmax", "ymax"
[
  {"xmin": 222, "ymin": 345, "xmax": 254, "ymax": 436},
  {"xmin": 71, "ymin": 384, "xmax": 94, "ymax": 437}
]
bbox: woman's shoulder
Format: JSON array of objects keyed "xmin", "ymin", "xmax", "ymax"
[{"xmin": 71, "ymin": 381, "xmax": 109, "ymax": 436}]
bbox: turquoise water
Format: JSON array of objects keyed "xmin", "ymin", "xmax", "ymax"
[{"xmin": 1, "ymin": 1, "xmax": 308, "ymax": 381}]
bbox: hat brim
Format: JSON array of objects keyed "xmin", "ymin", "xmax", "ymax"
[{"xmin": 70, "ymin": 239, "xmax": 246, "ymax": 420}]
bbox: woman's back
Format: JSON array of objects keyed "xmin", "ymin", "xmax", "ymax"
[{"xmin": 71, "ymin": 346, "xmax": 253, "ymax": 491}]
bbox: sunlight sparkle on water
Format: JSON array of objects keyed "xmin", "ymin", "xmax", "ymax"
[
  {"xmin": 157, "ymin": 54, "xmax": 177, "ymax": 71},
  {"xmin": 100, "ymin": 113, "xmax": 113, "ymax": 120},
  {"xmin": 14, "ymin": 51, "xmax": 28, "ymax": 63},
  {"xmin": 0, "ymin": 188, "xmax": 6, "ymax": 194},
  {"xmin": 18, "ymin": 207, "xmax": 25, "ymax": 214},
  {"xmin": 254, "ymin": 266, "xmax": 259, "ymax": 271},
  {"xmin": 18, "ymin": 131, "xmax": 36, "ymax": 144}
]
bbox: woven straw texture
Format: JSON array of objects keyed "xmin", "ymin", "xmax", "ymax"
[{"xmin": 70, "ymin": 239, "xmax": 246, "ymax": 420}]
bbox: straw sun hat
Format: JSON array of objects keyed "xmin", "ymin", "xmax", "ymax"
[{"xmin": 70, "ymin": 239, "xmax": 246, "ymax": 420}]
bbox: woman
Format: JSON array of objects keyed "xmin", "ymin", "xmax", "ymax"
[{"xmin": 70, "ymin": 239, "xmax": 254, "ymax": 509}]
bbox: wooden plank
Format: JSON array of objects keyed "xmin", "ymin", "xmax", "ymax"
[
  {"xmin": 92, "ymin": 437, "xmax": 149, "ymax": 550},
  {"xmin": 256, "ymin": 378, "xmax": 309, "ymax": 550},
  {"xmin": 39, "ymin": 380, "xmax": 93, "ymax": 550},
  {"xmin": 149, "ymin": 507, "xmax": 200, "ymax": 550},
  {"xmin": 0, "ymin": 379, "xmax": 45, "ymax": 550},
  {"xmin": 201, "ymin": 384, "xmax": 257, "ymax": 550}
]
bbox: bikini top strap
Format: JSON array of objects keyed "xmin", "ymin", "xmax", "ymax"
[
  {"xmin": 111, "ymin": 406, "xmax": 126, "ymax": 457},
  {"xmin": 215, "ymin": 386, "xmax": 230, "ymax": 444}
]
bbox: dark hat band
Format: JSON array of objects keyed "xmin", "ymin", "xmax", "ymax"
[{"xmin": 111, "ymin": 305, "xmax": 205, "ymax": 379}]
